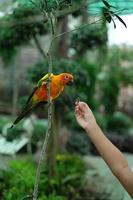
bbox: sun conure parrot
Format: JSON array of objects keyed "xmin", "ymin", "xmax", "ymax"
[{"xmin": 11, "ymin": 73, "xmax": 74, "ymax": 128}]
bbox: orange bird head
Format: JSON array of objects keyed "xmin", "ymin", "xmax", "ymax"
[{"xmin": 59, "ymin": 73, "xmax": 74, "ymax": 86}]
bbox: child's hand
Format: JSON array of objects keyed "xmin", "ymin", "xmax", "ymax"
[{"xmin": 75, "ymin": 101, "xmax": 96, "ymax": 131}]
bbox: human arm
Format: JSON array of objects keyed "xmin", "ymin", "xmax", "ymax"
[{"xmin": 75, "ymin": 101, "xmax": 133, "ymax": 198}]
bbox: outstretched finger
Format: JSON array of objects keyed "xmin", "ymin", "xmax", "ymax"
[
  {"xmin": 75, "ymin": 97, "xmax": 80, "ymax": 105},
  {"xmin": 75, "ymin": 106, "xmax": 82, "ymax": 116}
]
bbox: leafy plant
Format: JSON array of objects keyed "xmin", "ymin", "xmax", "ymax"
[
  {"xmin": 0, "ymin": 116, "xmax": 12, "ymax": 134},
  {"xmin": 71, "ymin": 26, "xmax": 106, "ymax": 55},
  {"xmin": 0, "ymin": 154, "xmax": 86, "ymax": 200},
  {"xmin": 31, "ymin": 119, "xmax": 47, "ymax": 145},
  {"xmin": 94, "ymin": 112, "xmax": 108, "ymax": 131},
  {"xmin": 120, "ymin": 67, "xmax": 133, "ymax": 85},
  {"xmin": 38, "ymin": 195, "xmax": 66, "ymax": 200},
  {"xmin": 39, "ymin": 153, "xmax": 86, "ymax": 199},
  {"xmin": 66, "ymin": 131, "xmax": 90, "ymax": 155},
  {"xmin": 0, "ymin": 3, "xmax": 47, "ymax": 63},
  {"xmin": 99, "ymin": 66, "xmax": 120, "ymax": 116},
  {"xmin": 1, "ymin": 160, "xmax": 35, "ymax": 200},
  {"xmin": 107, "ymin": 111, "xmax": 132, "ymax": 135},
  {"xmin": 5, "ymin": 126, "xmax": 24, "ymax": 141},
  {"xmin": 17, "ymin": 0, "xmax": 72, "ymax": 12}
]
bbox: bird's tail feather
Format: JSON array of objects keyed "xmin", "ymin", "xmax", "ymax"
[
  {"xmin": 10, "ymin": 101, "xmax": 46, "ymax": 128},
  {"xmin": 10, "ymin": 106, "xmax": 35, "ymax": 128}
]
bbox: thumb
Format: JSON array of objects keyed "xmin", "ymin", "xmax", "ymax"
[{"xmin": 78, "ymin": 102, "xmax": 89, "ymax": 112}]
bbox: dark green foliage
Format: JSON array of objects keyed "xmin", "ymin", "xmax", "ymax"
[
  {"xmin": 99, "ymin": 66, "xmax": 133, "ymax": 133},
  {"xmin": 12, "ymin": 6, "xmax": 47, "ymax": 37},
  {"xmin": 38, "ymin": 195, "xmax": 66, "ymax": 200},
  {"xmin": 66, "ymin": 131, "xmax": 90, "ymax": 155},
  {"xmin": 119, "ymin": 47, "xmax": 133, "ymax": 61},
  {"xmin": 78, "ymin": 61, "xmax": 100, "ymax": 110},
  {"xmin": 27, "ymin": 61, "xmax": 48, "ymax": 83},
  {"xmin": 0, "ymin": 4, "xmax": 47, "ymax": 63},
  {"xmin": 38, "ymin": 0, "xmax": 72, "ymax": 12},
  {"xmin": 115, "ymin": 47, "xmax": 133, "ymax": 85},
  {"xmin": 17, "ymin": 0, "xmax": 72, "ymax": 12},
  {"xmin": 1, "ymin": 160, "xmax": 36, "ymax": 200},
  {"xmin": 120, "ymin": 67, "xmax": 133, "ymax": 85},
  {"xmin": 31, "ymin": 120, "xmax": 47, "ymax": 144},
  {"xmin": 0, "ymin": 154, "xmax": 86, "ymax": 200},
  {"xmin": 71, "ymin": 26, "xmax": 107, "ymax": 55},
  {"xmin": 94, "ymin": 112, "xmax": 108, "ymax": 130},
  {"xmin": 0, "ymin": 27, "xmax": 17, "ymax": 63},
  {"xmin": 5, "ymin": 126, "xmax": 24, "ymax": 141},
  {"xmin": 0, "ymin": 170, "xmax": 9, "ymax": 198},
  {"xmin": 98, "ymin": 47, "xmax": 133, "ymax": 133},
  {"xmin": 99, "ymin": 66, "xmax": 120, "ymax": 115},
  {"xmin": 16, "ymin": 0, "xmax": 34, "ymax": 7},
  {"xmin": 39, "ymin": 154, "xmax": 86, "ymax": 199},
  {"xmin": 0, "ymin": 0, "xmax": 73, "ymax": 63},
  {"xmin": 0, "ymin": 116, "xmax": 11, "ymax": 134},
  {"xmin": 27, "ymin": 58, "xmax": 88, "ymax": 84},
  {"xmin": 107, "ymin": 112, "xmax": 132, "ymax": 135},
  {"xmin": 71, "ymin": 0, "xmax": 86, "ymax": 18},
  {"xmin": 18, "ymin": 95, "xmax": 31, "ymax": 108},
  {"xmin": 102, "ymin": 1, "xmax": 127, "ymax": 29},
  {"xmin": 99, "ymin": 67, "xmax": 120, "ymax": 132},
  {"xmin": 66, "ymin": 112, "xmax": 108, "ymax": 155},
  {"xmin": 0, "ymin": 115, "xmax": 47, "ymax": 145}
]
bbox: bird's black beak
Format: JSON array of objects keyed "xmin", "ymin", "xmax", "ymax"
[{"xmin": 67, "ymin": 79, "xmax": 74, "ymax": 86}]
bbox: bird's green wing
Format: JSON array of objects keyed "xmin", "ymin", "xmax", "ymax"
[
  {"xmin": 24, "ymin": 86, "xmax": 38, "ymax": 109},
  {"xmin": 37, "ymin": 73, "xmax": 53, "ymax": 87}
]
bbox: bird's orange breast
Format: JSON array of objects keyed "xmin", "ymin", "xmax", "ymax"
[{"xmin": 33, "ymin": 81, "xmax": 64, "ymax": 102}]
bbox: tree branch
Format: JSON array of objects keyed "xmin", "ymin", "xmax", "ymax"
[
  {"xmin": 33, "ymin": 34, "xmax": 47, "ymax": 59},
  {"xmin": 55, "ymin": 17, "xmax": 103, "ymax": 38},
  {"xmin": 31, "ymin": 2, "xmax": 56, "ymax": 200}
]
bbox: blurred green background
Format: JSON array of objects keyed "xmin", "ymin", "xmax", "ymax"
[{"xmin": 0, "ymin": 0, "xmax": 133, "ymax": 199}]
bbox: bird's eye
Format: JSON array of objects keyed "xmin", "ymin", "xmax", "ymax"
[{"xmin": 65, "ymin": 75, "xmax": 69, "ymax": 79}]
